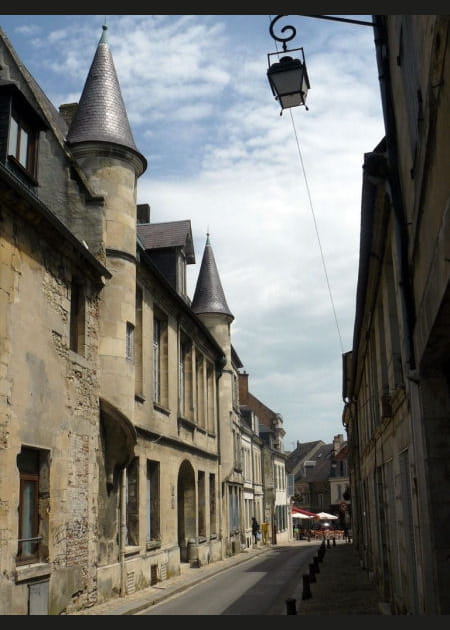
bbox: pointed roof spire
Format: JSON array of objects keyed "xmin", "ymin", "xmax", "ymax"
[
  {"xmin": 191, "ymin": 233, "xmax": 234, "ymax": 320},
  {"xmin": 66, "ymin": 24, "xmax": 144, "ymax": 164}
]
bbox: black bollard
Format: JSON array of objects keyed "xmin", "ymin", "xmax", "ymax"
[
  {"xmin": 302, "ymin": 574, "xmax": 312, "ymax": 600},
  {"xmin": 285, "ymin": 598, "xmax": 297, "ymax": 615},
  {"xmin": 309, "ymin": 562, "xmax": 316, "ymax": 582},
  {"xmin": 327, "ymin": 538, "xmax": 331, "ymax": 548},
  {"xmin": 313, "ymin": 556, "xmax": 320, "ymax": 574},
  {"xmin": 333, "ymin": 536, "xmax": 336, "ymax": 546}
]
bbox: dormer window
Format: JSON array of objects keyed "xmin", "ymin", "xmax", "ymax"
[
  {"xmin": 7, "ymin": 110, "xmax": 38, "ymax": 180},
  {"xmin": 0, "ymin": 82, "xmax": 47, "ymax": 186}
]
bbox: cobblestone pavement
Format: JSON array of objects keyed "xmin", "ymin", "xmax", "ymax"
[{"xmin": 70, "ymin": 539, "xmax": 389, "ymax": 615}]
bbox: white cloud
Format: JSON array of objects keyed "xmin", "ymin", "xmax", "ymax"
[{"xmin": 0, "ymin": 14, "xmax": 385, "ymax": 446}]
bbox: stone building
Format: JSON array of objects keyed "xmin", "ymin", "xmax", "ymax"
[
  {"xmin": 342, "ymin": 15, "xmax": 450, "ymax": 614},
  {"xmin": 0, "ymin": 23, "xmax": 287, "ymax": 615},
  {"xmin": 238, "ymin": 372, "xmax": 289, "ymax": 545}
]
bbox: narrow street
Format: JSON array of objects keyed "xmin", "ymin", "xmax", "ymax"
[{"xmin": 139, "ymin": 544, "xmax": 317, "ymax": 615}]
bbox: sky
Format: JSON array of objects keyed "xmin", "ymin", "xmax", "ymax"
[{"xmin": 0, "ymin": 13, "xmax": 385, "ymax": 448}]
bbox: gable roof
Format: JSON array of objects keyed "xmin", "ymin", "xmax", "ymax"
[
  {"xmin": 137, "ymin": 220, "xmax": 195, "ymax": 263},
  {"xmin": 0, "ymin": 28, "xmax": 67, "ymax": 143},
  {"xmin": 290, "ymin": 442, "xmax": 334, "ymax": 483},
  {"xmin": 285, "ymin": 440, "xmax": 325, "ymax": 475}
]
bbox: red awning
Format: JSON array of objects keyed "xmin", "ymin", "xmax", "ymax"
[{"xmin": 292, "ymin": 507, "xmax": 319, "ymax": 519}]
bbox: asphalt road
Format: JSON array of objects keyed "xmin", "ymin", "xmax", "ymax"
[{"xmin": 139, "ymin": 544, "xmax": 317, "ymax": 615}]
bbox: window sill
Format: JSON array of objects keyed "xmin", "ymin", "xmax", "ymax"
[
  {"xmin": 153, "ymin": 402, "xmax": 170, "ymax": 416},
  {"xmin": 124, "ymin": 546, "xmax": 140, "ymax": 557},
  {"xmin": 146, "ymin": 540, "xmax": 161, "ymax": 551},
  {"xmin": 7, "ymin": 154, "xmax": 38, "ymax": 186},
  {"xmin": 16, "ymin": 562, "xmax": 50, "ymax": 583},
  {"xmin": 178, "ymin": 415, "xmax": 196, "ymax": 431},
  {"xmin": 69, "ymin": 350, "xmax": 89, "ymax": 367}
]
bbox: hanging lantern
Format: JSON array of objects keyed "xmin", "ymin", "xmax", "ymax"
[
  {"xmin": 267, "ymin": 49, "xmax": 310, "ymax": 110},
  {"xmin": 267, "ymin": 15, "xmax": 310, "ymax": 113}
]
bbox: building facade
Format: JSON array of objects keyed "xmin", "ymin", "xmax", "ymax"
[
  {"xmin": 343, "ymin": 15, "xmax": 450, "ymax": 615},
  {"xmin": 0, "ymin": 24, "xmax": 288, "ymax": 614},
  {"xmin": 238, "ymin": 372, "xmax": 290, "ymax": 545}
]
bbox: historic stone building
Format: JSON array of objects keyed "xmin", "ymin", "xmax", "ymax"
[
  {"xmin": 286, "ymin": 435, "xmax": 350, "ymax": 526},
  {"xmin": 0, "ymin": 24, "xmax": 288, "ymax": 614},
  {"xmin": 342, "ymin": 15, "xmax": 450, "ymax": 614},
  {"xmin": 238, "ymin": 372, "xmax": 290, "ymax": 544}
]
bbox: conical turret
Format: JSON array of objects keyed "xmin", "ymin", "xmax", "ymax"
[
  {"xmin": 66, "ymin": 24, "xmax": 146, "ymax": 423},
  {"xmin": 67, "ymin": 24, "xmax": 145, "ymax": 171},
  {"xmin": 191, "ymin": 233, "xmax": 234, "ymax": 320}
]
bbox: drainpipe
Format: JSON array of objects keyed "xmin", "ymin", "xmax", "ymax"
[{"xmin": 120, "ymin": 467, "xmax": 127, "ymax": 597}]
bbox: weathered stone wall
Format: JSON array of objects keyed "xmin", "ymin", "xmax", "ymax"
[{"xmin": 0, "ymin": 200, "xmax": 102, "ymax": 614}]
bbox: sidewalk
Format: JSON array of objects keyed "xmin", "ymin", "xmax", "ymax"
[
  {"xmin": 290, "ymin": 539, "xmax": 390, "ymax": 615},
  {"xmin": 70, "ymin": 538, "xmax": 389, "ymax": 615}
]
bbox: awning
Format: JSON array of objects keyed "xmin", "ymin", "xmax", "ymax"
[
  {"xmin": 292, "ymin": 507, "xmax": 319, "ymax": 519},
  {"xmin": 316, "ymin": 511, "xmax": 338, "ymax": 520}
]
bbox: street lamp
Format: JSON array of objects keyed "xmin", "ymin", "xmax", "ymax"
[
  {"xmin": 267, "ymin": 15, "xmax": 310, "ymax": 114},
  {"xmin": 267, "ymin": 15, "xmax": 375, "ymax": 114}
]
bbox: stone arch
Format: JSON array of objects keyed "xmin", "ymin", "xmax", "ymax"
[{"xmin": 177, "ymin": 459, "xmax": 196, "ymax": 562}]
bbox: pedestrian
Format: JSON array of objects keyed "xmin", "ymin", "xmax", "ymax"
[{"xmin": 251, "ymin": 516, "xmax": 260, "ymax": 545}]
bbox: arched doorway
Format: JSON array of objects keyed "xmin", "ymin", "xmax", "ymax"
[{"xmin": 177, "ymin": 459, "xmax": 196, "ymax": 563}]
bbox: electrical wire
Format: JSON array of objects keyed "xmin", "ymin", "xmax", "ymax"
[
  {"xmin": 288, "ymin": 109, "xmax": 345, "ymax": 354},
  {"xmin": 268, "ymin": 14, "xmax": 345, "ymax": 355}
]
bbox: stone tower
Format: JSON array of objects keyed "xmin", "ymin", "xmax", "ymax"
[
  {"xmin": 191, "ymin": 233, "xmax": 235, "ymax": 477},
  {"xmin": 66, "ymin": 25, "xmax": 147, "ymax": 421}
]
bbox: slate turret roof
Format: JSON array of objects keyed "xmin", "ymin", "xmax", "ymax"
[
  {"xmin": 66, "ymin": 24, "xmax": 145, "ymax": 169},
  {"xmin": 191, "ymin": 234, "xmax": 234, "ymax": 319}
]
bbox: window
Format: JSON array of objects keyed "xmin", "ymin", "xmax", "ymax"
[
  {"xmin": 228, "ymin": 485, "xmax": 240, "ymax": 533},
  {"xmin": 206, "ymin": 363, "xmax": 215, "ymax": 434},
  {"xmin": 198, "ymin": 471, "xmax": 206, "ymax": 537},
  {"xmin": 17, "ymin": 447, "xmax": 49, "ymax": 565},
  {"xmin": 196, "ymin": 353, "xmax": 205, "ymax": 428},
  {"xmin": 135, "ymin": 287, "xmax": 143, "ymax": 397},
  {"xmin": 209, "ymin": 473, "xmax": 216, "ymax": 537},
  {"xmin": 70, "ymin": 279, "xmax": 85, "ymax": 354},
  {"xmin": 146, "ymin": 461, "xmax": 160, "ymax": 543},
  {"xmin": 153, "ymin": 317, "xmax": 161, "ymax": 402},
  {"xmin": 232, "ymin": 372, "xmax": 239, "ymax": 410},
  {"xmin": 7, "ymin": 111, "xmax": 37, "ymax": 177},
  {"xmin": 126, "ymin": 458, "xmax": 139, "ymax": 546},
  {"xmin": 177, "ymin": 251, "xmax": 186, "ymax": 296},
  {"xmin": 126, "ymin": 322, "xmax": 134, "ymax": 361},
  {"xmin": 153, "ymin": 310, "xmax": 168, "ymax": 408},
  {"xmin": 179, "ymin": 333, "xmax": 192, "ymax": 419}
]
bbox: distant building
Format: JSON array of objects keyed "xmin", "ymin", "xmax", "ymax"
[
  {"xmin": 238, "ymin": 372, "xmax": 289, "ymax": 544},
  {"xmin": 286, "ymin": 435, "xmax": 349, "ymax": 522}
]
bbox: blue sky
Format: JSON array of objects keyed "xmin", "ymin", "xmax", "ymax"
[{"xmin": 0, "ymin": 13, "xmax": 385, "ymax": 447}]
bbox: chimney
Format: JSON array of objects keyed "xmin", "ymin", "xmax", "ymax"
[
  {"xmin": 137, "ymin": 203, "xmax": 151, "ymax": 224},
  {"xmin": 59, "ymin": 102, "xmax": 78, "ymax": 128},
  {"xmin": 333, "ymin": 434, "xmax": 343, "ymax": 455},
  {"xmin": 238, "ymin": 371, "xmax": 249, "ymax": 404}
]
